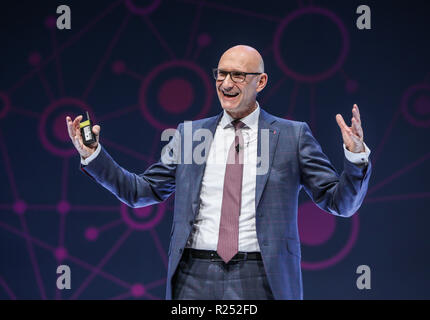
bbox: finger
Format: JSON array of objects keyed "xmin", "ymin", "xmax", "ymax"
[
  {"xmin": 352, "ymin": 104, "xmax": 361, "ymax": 123},
  {"xmin": 336, "ymin": 114, "xmax": 352, "ymax": 133},
  {"xmin": 92, "ymin": 125, "xmax": 100, "ymax": 136},
  {"xmin": 66, "ymin": 116, "xmax": 75, "ymax": 139},
  {"xmin": 72, "ymin": 115, "xmax": 83, "ymax": 133},
  {"xmin": 336, "ymin": 114, "xmax": 353, "ymax": 145},
  {"xmin": 91, "ymin": 125, "xmax": 100, "ymax": 144},
  {"xmin": 351, "ymin": 118, "xmax": 363, "ymax": 138}
]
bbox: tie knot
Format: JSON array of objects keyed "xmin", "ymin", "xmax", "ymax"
[{"xmin": 231, "ymin": 119, "xmax": 245, "ymax": 131}]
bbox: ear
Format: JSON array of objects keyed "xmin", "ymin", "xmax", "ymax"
[{"xmin": 256, "ymin": 73, "xmax": 268, "ymax": 93}]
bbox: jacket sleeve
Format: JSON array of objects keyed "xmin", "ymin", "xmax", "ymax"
[
  {"xmin": 80, "ymin": 123, "xmax": 183, "ymax": 208},
  {"xmin": 298, "ymin": 122, "xmax": 372, "ymax": 217}
]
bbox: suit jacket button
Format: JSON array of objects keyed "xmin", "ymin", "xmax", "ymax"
[
  {"xmin": 189, "ymin": 220, "xmax": 193, "ymax": 226},
  {"xmin": 179, "ymin": 248, "xmax": 183, "ymax": 254}
]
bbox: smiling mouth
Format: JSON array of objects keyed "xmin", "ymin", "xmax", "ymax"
[{"xmin": 221, "ymin": 90, "xmax": 240, "ymax": 98}]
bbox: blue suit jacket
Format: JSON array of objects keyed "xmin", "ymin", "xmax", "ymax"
[{"xmin": 81, "ymin": 108, "xmax": 372, "ymax": 300}]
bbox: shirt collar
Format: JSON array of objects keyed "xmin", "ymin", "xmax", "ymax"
[{"xmin": 220, "ymin": 101, "xmax": 260, "ymax": 131}]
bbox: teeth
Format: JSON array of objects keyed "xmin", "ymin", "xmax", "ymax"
[{"xmin": 223, "ymin": 91, "xmax": 239, "ymax": 97}]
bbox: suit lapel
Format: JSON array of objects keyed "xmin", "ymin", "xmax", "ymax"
[
  {"xmin": 190, "ymin": 112, "xmax": 223, "ymax": 216},
  {"xmin": 255, "ymin": 109, "xmax": 280, "ymax": 210}
]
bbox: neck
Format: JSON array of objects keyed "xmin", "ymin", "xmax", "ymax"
[{"xmin": 226, "ymin": 101, "xmax": 258, "ymax": 120}]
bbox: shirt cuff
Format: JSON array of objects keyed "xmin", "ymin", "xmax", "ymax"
[
  {"xmin": 81, "ymin": 143, "xmax": 101, "ymax": 166},
  {"xmin": 343, "ymin": 142, "xmax": 371, "ymax": 165}
]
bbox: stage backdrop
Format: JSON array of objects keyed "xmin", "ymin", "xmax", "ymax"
[{"xmin": 1, "ymin": 0, "xmax": 429, "ymax": 299}]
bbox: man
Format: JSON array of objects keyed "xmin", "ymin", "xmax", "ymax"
[{"xmin": 66, "ymin": 45, "xmax": 371, "ymax": 300}]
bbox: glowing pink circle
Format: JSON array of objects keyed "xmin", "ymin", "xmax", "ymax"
[
  {"xmin": 131, "ymin": 283, "xmax": 146, "ymax": 297},
  {"xmin": 158, "ymin": 78, "xmax": 194, "ymax": 114},
  {"xmin": 298, "ymin": 201, "xmax": 336, "ymax": 246},
  {"xmin": 139, "ymin": 60, "xmax": 213, "ymax": 130},
  {"xmin": 301, "ymin": 213, "xmax": 360, "ymax": 270},
  {"xmin": 402, "ymin": 84, "xmax": 430, "ymax": 127},
  {"xmin": 120, "ymin": 202, "xmax": 166, "ymax": 230},
  {"xmin": 85, "ymin": 227, "xmax": 99, "ymax": 241},
  {"xmin": 38, "ymin": 97, "xmax": 94, "ymax": 157},
  {"xmin": 273, "ymin": 7, "xmax": 349, "ymax": 83}
]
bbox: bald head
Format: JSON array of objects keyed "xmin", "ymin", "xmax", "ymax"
[
  {"xmin": 218, "ymin": 45, "xmax": 264, "ymax": 73},
  {"xmin": 215, "ymin": 45, "xmax": 268, "ymax": 119}
]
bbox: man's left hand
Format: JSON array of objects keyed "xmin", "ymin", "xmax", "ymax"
[{"xmin": 336, "ymin": 104, "xmax": 365, "ymax": 153}]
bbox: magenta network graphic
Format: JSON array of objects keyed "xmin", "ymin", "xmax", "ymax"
[{"xmin": 1, "ymin": 0, "xmax": 429, "ymax": 299}]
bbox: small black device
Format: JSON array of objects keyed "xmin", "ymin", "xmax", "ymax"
[{"xmin": 79, "ymin": 111, "xmax": 97, "ymax": 146}]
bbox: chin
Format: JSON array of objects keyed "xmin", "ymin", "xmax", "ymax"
[{"xmin": 220, "ymin": 100, "xmax": 241, "ymax": 112}]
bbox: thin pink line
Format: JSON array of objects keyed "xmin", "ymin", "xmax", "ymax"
[
  {"xmin": 50, "ymin": 28, "xmax": 65, "ymax": 96},
  {"xmin": 143, "ymin": 291, "xmax": 161, "ymax": 300},
  {"xmin": 368, "ymin": 151, "xmax": 430, "ymax": 196},
  {"xmin": 55, "ymin": 288, "xmax": 61, "ymax": 300},
  {"xmin": 144, "ymin": 277, "xmax": 166, "ymax": 290},
  {"xmin": 177, "ymin": 0, "xmax": 282, "ymax": 22},
  {"xmin": 71, "ymin": 204, "xmax": 120, "ymax": 212},
  {"xmin": 8, "ymin": 71, "xmax": 36, "ymax": 95},
  {"xmin": 98, "ymin": 218, "xmax": 124, "ymax": 233},
  {"xmin": 0, "ymin": 221, "xmax": 55, "ymax": 251},
  {"xmin": 0, "ymin": 221, "xmax": 131, "ymax": 289},
  {"xmin": 365, "ymin": 192, "xmax": 430, "ymax": 204},
  {"xmin": 185, "ymin": 0, "xmax": 205, "ymax": 58},
  {"xmin": 27, "ymin": 204, "xmax": 57, "ymax": 210},
  {"xmin": 102, "ymin": 138, "xmax": 152, "ymax": 162},
  {"xmin": 123, "ymin": 68, "xmax": 145, "ymax": 81},
  {"xmin": 0, "ymin": 129, "xmax": 19, "ymax": 200},
  {"xmin": 191, "ymin": 45, "xmax": 203, "ymax": 60},
  {"xmin": 0, "ymin": 276, "xmax": 17, "ymax": 300},
  {"xmin": 7, "ymin": 0, "xmax": 123, "ymax": 95},
  {"xmin": 37, "ymin": 69, "xmax": 55, "ymax": 101},
  {"xmin": 371, "ymin": 107, "xmax": 402, "ymax": 167},
  {"xmin": 97, "ymin": 105, "xmax": 140, "ymax": 122},
  {"xmin": 70, "ymin": 228, "xmax": 133, "ymax": 299},
  {"xmin": 261, "ymin": 76, "xmax": 287, "ymax": 105},
  {"xmin": 143, "ymin": 16, "xmax": 176, "ymax": 59},
  {"xmin": 109, "ymin": 291, "xmax": 132, "ymax": 300},
  {"xmin": 58, "ymin": 212, "xmax": 66, "ymax": 247},
  {"xmin": 10, "ymin": 107, "xmax": 40, "ymax": 119},
  {"xmin": 61, "ymin": 157, "xmax": 69, "ymax": 200},
  {"xmin": 338, "ymin": 68, "xmax": 349, "ymax": 81},
  {"xmin": 82, "ymin": 14, "xmax": 132, "ymax": 100},
  {"xmin": 19, "ymin": 215, "xmax": 47, "ymax": 300},
  {"xmin": 149, "ymin": 229, "xmax": 168, "ymax": 270},
  {"xmin": 66, "ymin": 255, "xmax": 131, "ymax": 289}
]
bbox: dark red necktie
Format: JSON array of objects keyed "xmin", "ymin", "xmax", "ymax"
[{"xmin": 217, "ymin": 120, "xmax": 245, "ymax": 263}]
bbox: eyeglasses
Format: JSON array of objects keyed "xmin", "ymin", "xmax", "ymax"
[{"xmin": 212, "ymin": 68, "xmax": 262, "ymax": 83}]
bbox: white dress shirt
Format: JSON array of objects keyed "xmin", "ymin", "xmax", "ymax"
[
  {"xmin": 82, "ymin": 104, "xmax": 371, "ymax": 253},
  {"xmin": 187, "ymin": 105, "xmax": 262, "ymax": 252}
]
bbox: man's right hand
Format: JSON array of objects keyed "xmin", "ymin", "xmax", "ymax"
[{"xmin": 66, "ymin": 115, "xmax": 100, "ymax": 159}]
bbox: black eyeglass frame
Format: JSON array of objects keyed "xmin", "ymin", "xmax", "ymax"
[{"xmin": 212, "ymin": 68, "xmax": 262, "ymax": 83}]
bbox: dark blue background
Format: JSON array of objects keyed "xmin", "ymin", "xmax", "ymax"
[{"xmin": 0, "ymin": 0, "xmax": 429, "ymax": 299}]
